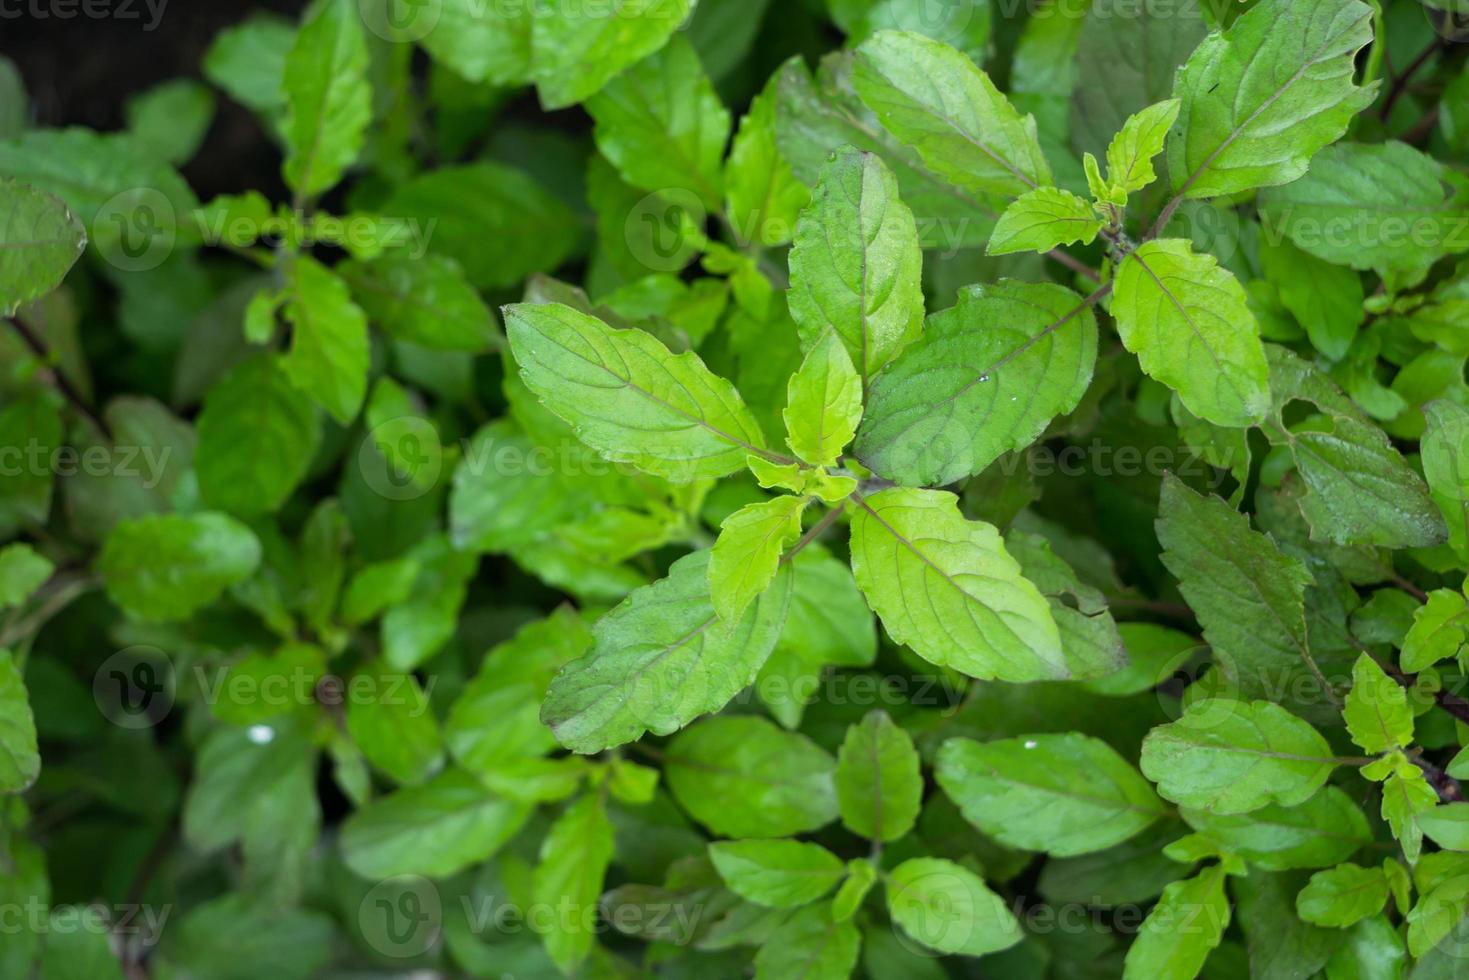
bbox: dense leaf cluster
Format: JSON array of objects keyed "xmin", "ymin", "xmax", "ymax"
[{"xmin": 5, "ymin": 0, "xmax": 1469, "ymax": 976}]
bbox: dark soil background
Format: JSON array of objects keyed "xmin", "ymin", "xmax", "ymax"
[{"xmin": 3, "ymin": 1, "xmax": 310, "ymax": 197}]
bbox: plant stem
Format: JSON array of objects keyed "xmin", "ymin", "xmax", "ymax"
[{"xmin": 5, "ymin": 316, "xmax": 112, "ymax": 441}]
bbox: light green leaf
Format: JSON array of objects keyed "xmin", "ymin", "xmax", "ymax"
[
  {"xmin": 1122, "ymin": 864, "xmax": 1230, "ymax": 980},
  {"xmin": 787, "ymin": 147, "xmax": 924, "ymax": 384},
  {"xmin": 709, "ymin": 496, "xmax": 807, "ymax": 622},
  {"xmin": 530, "ymin": 0, "xmax": 693, "ymax": 110},
  {"xmin": 783, "ymin": 332, "xmax": 863, "ymax": 467},
  {"xmin": 1382, "ymin": 765, "xmax": 1437, "ymax": 863},
  {"xmin": 936, "ymin": 733, "xmax": 1165, "ymax": 856},
  {"xmin": 0, "ymin": 543, "xmax": 52, "ymax": 610},
  {"xmin": 99, "ymin": 512, "xmax": 261, "ymax": 622},
  {"xmin": 753, "ymin": 904, "xmax": 860, "ymax": 980},
  {"xmin": 849, "ymin": 487, "xmax": 1064, "ymax": 680},
  {"xmin": 987, "ymin": 187, "xmax": 1101, "ymax": 255},
  {"xmin": 886, "ymin": 857, "xmax": 1023, "ymax": 957},
  {"xmin": 0, "ymin": 179, "xmax": 85, "ymax": 314},
  {"xmin": 1167, "ymin": 0, "xmax": 1376, "ymax": 201},
  {"xmin": 203, "ymin": 13, "xmax": 296, "ymax": 115},
  {"xmin": 852, "ymin": 30, "xmax": 1051, "ymax": 199},
  {"xmin": 857, "ymin": 279, "xmax": 1098, "ymax": 487},
  {"xmin": 664, "ymin": 715, "xmax": 838, "ymax": 838},
  {"xmin": 506, "ymin": 302, "xmax": 769, "ymax": 482},
  {"xmin": 1259, "ymin": 141, "xmax": 1469, "ymax": 275},
  {"xmin": 281, "ymin": 0, "xmax": 370, "ymax": 197},
  {"xmin": 1141, "ymin": 699, "xmax": 1337, "ymax": 814},
  {"xmin": 587, "ymin": 36, "xmax": 729, "ymax": 209},
  {"xmin": 417, "ymin": 0, "xmax": 531, "ymax": 85},
  {"xmin": 708, "ymin": 839, "xmax": 846, "ymax": 908},
  {"xmin": 196, "ymin": 356, "xmax": 320, "ymax": 517},
  {"xmin": 339, "ymin": 768, "xmax": 531, "ymax": 880},
  {"xmin": 344, "ymin": 661, "xmax": 442, "ymax": 786},
  {"xmin": 339, "ymin": 253, "xmax": 498, "ymax": 352},
  {"xmin": 1113, "ymin": 238, "xmax": 1269, "ymax": 427},
  {"xmin": 446, "ymin": 607, "xmax": 592, "ymax": 776},
  {"xmin": 727, "ymin": 74, "xmax": 811, "ymax": 248},
  {"xmin": 126, "ymin": 79, "xmax": 215, "ymax": 166},
  {"xmin": 1419, "ymin": 803, "xmax": 1469, "ymax": 852},
  {"xmin": 1401, "ymin": 589, "xmax": 1469, "ymax": 673},
  {"xmin": 833, "ymin": 858, "xmax": 877, "ymax": 921},
  {"xmin": 532, "ymin": 794, "xmax": 614, "ymax": 973},
  {"xmin": 1296, "ymin": 865, "xmax": 1390, "ymax": 928},
  {"xmin": 835, "ymin": 710, "xmax": 922, "ymax": 843},
  {"xmin": 1342, "ymin": 653, "xmax": 1412, "ymax": 755},
  {"xmin": 1423, "ymin": 400, "xmax": 1469, "ymax": 563},
  {"xmin": 1104, "ymin": 99, "xmax": 1180, "ymax": 198},
  {"xmin": 541, "ymin": 550, "xmax": 792, "ymax": 754},
  {"xmin": 281, "ymin": 256, "xmax": 369, "ymax": 424},
  {"xmin": 0, "ymin": 649, "xmax": 38, "ymax": 792}
]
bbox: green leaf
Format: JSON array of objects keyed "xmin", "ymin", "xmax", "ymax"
[
  {"xmin": 1122, "ymin": 864, "xmax": 1230, "ymax": 980},
  {"xmin": 417, "ymin": 0, "xmax": 531, "ymax": 85},
  {"xmin": 344, "ymin": 661, "xmax": 442, "ymax": 786},
  {"xmin": 340, "ymin": 557, "xmax": 421, "ymax": 626},
  {"xmin": 1180, "ymin": 786, "xmax": 1371, "ymax": 871},
  {"xmin": 1419, "ymin": 803, "xmax": 1469, "ymax": 852},
  {"xmin": 99, "ymin": 512, "xmax": 261, "ymax": 622},
  {"xmin": 835, "ymin": 710, "xmax": 922, "ymax": 843},
  {"xmin": 587, "ymin": 37, "xmax": 729, "ymax": 209},
  {"xmin": 0, "ymin": 543, "xmax": 52, "ymax": 610},
  {"xmin": 886, "ymin": 857, "xmax": 1023, "ymax": 957},
  {"xmin": 664, "ymin": 715, "xmax": 838, "ymax": 837},
  {"xmin": 506, "ymin": 302, "xmax": 769, "ymax": 482},
  {"xmin": 1104, "ymin": 99, "xmax": 1180, "ymax": 198},
  {"xmin": 0, "ymin": 179, "xmax": 85, "ymax": 314},
  {"xmin": 727, "ymin": 74, "xmax": 810, "ymax": 248},
  {"xmin": 156, "ymin": 896, "xmax": 333, "ymax": 980},
  {"xmin": 1401, "ymin": 589, "xmax": 1469, "ymax": 673},
  {"xmin": 531, "ymin": 0, "xmax": 694, "ymax": 108},
  {"xmin": 833, "ymin": 858, "xmax": 878, "ymax": 921},
  {"xmin": 1258, "ymin": 237, "xmax": 1363, "ymax": 362},
  {"xmin": 1423, "ymin": 400, "xmax": 1469, "ymax": 563},
  {"xmin": 1296, "ymin": 864, "xmax": 1390, "ymax": 928},
  {"xmin": 787, "ymin": 146, "xmax": 924, "ymax": 384},
  {"xmin": 987, "ymin": 187, "xmax": 1102, "ymax": 255},
  {"xmin": 339, "ymin": 768, "xmax": 531, "ymax": 880},
  {"xmin": 708, "ymin": 838, "xmax": 846, "ymax": 908},
  {"xmin": 1141, "ymin": 699, "xmax": 1337, "ymax": 814},
  {"xmin": 203, "ymin": 13, "xmax": 295, "ymax": 114},
  {"xmin": 852, "ymin": 30, "xmax": 1051, "ymax": 199},
  {"xmin": 126, "ymin": 79, "xmax": 215, "ymax": 166},
  {"xmin": 849, "ymin": 487, "xmax": 1064, "ymax": 680},
  {"xmin": 753, "ymin": 904, "xmax": 861, "ymax": 980},
  {"xmin": 384, "ymin": 162, "xmax": 579, "ymax": 289},
  {"xmin": 1069, "ymin": 0, "xmax": 1206, "ymax": 162},
  {"xmin": 281, "ymin": 256, "xmax": 369, "ymax": 425},
  {"xmin": 1167, "ymin": 0, "xmax": 1376, "ymax": 201},
  {"xmin": 0, "ymin": 390, "xmax": 61, "ymax": 537},
  {"xmin": 1342, "ymin": 653, "xmax": 1412, "ymax": 755},
  {"xmin": 39, "ymin": 906, "xmax": 127, "ymax": 980},
  {"xmin": 196, "ymin": 356, "xmax": 320, "ymax": 517},
  {"xmin": 541, "ymin": 550, "xmax": 792, "ymax": 754},
  {"xmin": 935, "ymin": 733, "xmax": 1165, "ymax": 856},
  {"xmin": 0, "ymin": 649, "xmax": 38, "ymax": 792},
  {"xmin": 855, "ymin": 279, "xmax": 1097, "ymax": 487},
  {"xmin": 708, "ymin": 496, "xmax": 806, "ymax": 622},
  {"xmin": 1382, "ymin": 766, "xmax": 1437, "ymax": 863},
  {"xmin": 532, "ymin": 794, "xmax": 615, "ymax": 973},
  {"xmin": 1258, "ymin": 141, "xmax": 1469, "ymax": 275},
  {"xmin": 339, "ymin": 253, "xmax": 498, "ymax": 352},
  {"xmin": 1155, "ymin": 475, "xmax": 1321, "ymax": 706},
  {"xmin": 280, "ymin": 0, "xmax": 370, "ymax": 197},
  {"xmin": 783, "ymin": 332, "xmax": 863, "ymax": 468},
  {"xmin": 1112, "ymin": 238, "xmax": 1269, "ymax": 427}
]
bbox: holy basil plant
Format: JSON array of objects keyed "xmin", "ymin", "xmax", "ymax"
[{"xmin": 4, "ymin": 0, "xmax": 1469, "ymax": 976}]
